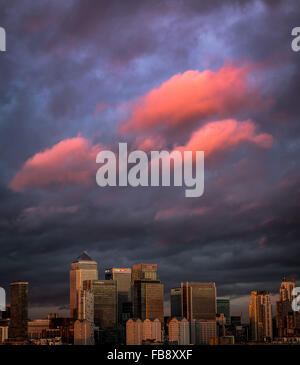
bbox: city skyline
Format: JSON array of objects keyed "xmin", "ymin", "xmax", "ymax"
[
  {"xmin": 0, "ymin": 251, "xmax": 295, "ymax": 323},
  {"xmin": 0, "ymin": 0, "xmax": 300, "ymax": 328}
]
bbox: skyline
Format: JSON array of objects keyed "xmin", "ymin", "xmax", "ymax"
[
  {"xmin": 0, "ymin": 0, "xmax": 300, "ymax": 323},
  {"xmin": 0, "ymin": 251, "xmax": 294, "ymax": 322}
]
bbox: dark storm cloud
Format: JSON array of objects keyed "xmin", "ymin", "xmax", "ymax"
[{"xmin": 0, "ymin": 0, "xmax": 300, "ymax": 317}]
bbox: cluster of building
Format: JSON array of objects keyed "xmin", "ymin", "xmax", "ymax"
[{"xmin": 0, "ymin": 252, "xmax": 299, "ymax": 345}]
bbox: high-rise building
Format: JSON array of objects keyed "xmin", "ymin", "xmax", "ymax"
[
  {"xmin": 249, "ymin": 290, "xmax": 273, "ymax": 342},
  {"xmin": 78, "ymin": 288, "xmax": 94, "ymax": 323},
  {"xmin": 217, "ymin": 297, "xmax": 230, "ymax": 325},
  {"xmin": 70, "ymin": 252, "xmax": 98, "ymax": 319},
  {"xmin": 9, "ymin": 281, "xmax": 28, "ymax": 341},
  {"xmin": 105, "ymin": 268, "xmax": 131, "ymax": 323},
  {"xmin": 131, "ymin": 264, "xmax": 158, "ymax": 284},
  {"xmin": 170, "ymin": 288, "xmax": 182, "ymax": 318},
  {"xmin": 133, "ymin": 280, "xmax": 164, "ymax": 323},
  {"xmin": 280, "ymin": 277, "xmax": 295, "ymax": 302},
  {"xmin": 83, "ymin": 280, "xmax": 117, "ymax": 329},
  {"xmin": 181, "ymin": 282, "xmax": 216, "ymax": 320},
  {"xmin": 276, "ymin": 277, "xmax": 296, "ymax": 338}
]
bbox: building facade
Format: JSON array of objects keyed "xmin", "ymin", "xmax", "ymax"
[
  {"xmin": 217, "ymin": 297, "xmax": 230, "ymax": 325},
  {"xmin": 105, "ymin": 267, "xmax": 132, "ymax": 323},
  {"xmin": 9, "ymin": 281, "xmax": 28, "ymax": 341},
  {"xmin": 84, "ymin": 279, "xmax": 117, "ymax": 329},
  {"xmin": 170, "ymin": 288, "xmax": 182, "ymax": 318},
  {"xmin": 181, "ymin": 282, "xmax": 216, "ymax": 320},
  {"xmin": 249, "ymin": 290, "xmax": 273, "ymax": 342},
  {"xmin": 70, "ymin": 252, "xmax": 98, "ymax": 319},
  {"xmin": 133, "ymin": 280, "xmax": 164, "ymax": 323}
]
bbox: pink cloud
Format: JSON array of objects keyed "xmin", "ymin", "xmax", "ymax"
[
  {"xmin": 10, "ymin": 136, "xmax": 102, "ymax": 192},
  {"xmin": 119, "ymin": 64, "xmax": 269, "ymax": 134},
  {"xmin": 176, "ymin": 119, "xmax": 273, "ymax": 158}
]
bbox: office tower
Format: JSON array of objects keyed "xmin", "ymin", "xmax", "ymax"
[
  {"xmin": 105, "ymin": 267, "xmax": 131, "ymax": 323},
  {"xmin": 84, "ymin": 280, "xmax": 117, "ymax": 329},
  {"xmin": 9, "ymin": 281, "xmax": 28, "ymax": 341},
  {"xmin": 131, "ymin": 264, "xmax": 158, "ymax": 284},
  {"xmin": 249, "ymin": 290, "xmax": 273, "ymax": 342},
  {"xmin": 170, "ymin": 288, "xmax": 182, "ymax": 318},
  {"xmin": 77, "ymin": 288, "xmax": 94, "ymax": 344},
  {"xmin": 133, "ymin": 280, "xmax": 164, "ymax": 323},
  {"xmin": 280, "ymin": 277, "xmax": 295, "ymax": 302},
  {"xmin": 276, "ymin": 277, "xmax": 296, "ymax": 338},
  {"xmin": 126, "ymin": 318, "xmax": 142, "ymax": 345},
  {"xmin": 70, "ymin": 252, "xmax": 98, "ymax": 319},
  {"xmin": 181, "ymin": 282, "xmax": 216, "ymax": 320},
  {"xmin": 78, "ymin": 289, "xmax": 94, "ymax": 322},
  {"xmin": 142, "ymin": 318, "xmax": 162, "ymax": 343},
  {"xmin": 217, "ymin": 297, "xmax": 230, "ymax": 325}
]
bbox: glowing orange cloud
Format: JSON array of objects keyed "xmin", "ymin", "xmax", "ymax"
[
  {"xmin": 176, "ymin": 119, "xmax": 273, "ymax": 157},
  {"xmin": 120, "ymin": 64, "xmax": 267, "ymax": 134},
  {"xmin": 10, "ymin": 136, "xmax": 102, "ymax": 192}
]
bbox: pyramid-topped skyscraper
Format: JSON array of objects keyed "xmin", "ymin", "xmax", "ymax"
[{"xmin": 70, "ymin": 252, "xmax": 98, "ymax": 319}]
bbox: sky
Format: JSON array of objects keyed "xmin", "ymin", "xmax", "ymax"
[{"xmin": 0, "ymin": 0, "xmax": 300, "ymax": 320}]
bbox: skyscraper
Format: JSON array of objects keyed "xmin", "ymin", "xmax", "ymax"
[
  {"xmin": 276, "ymin": 277, "xmax": 296, "ymax": 338},
  {"xmin": 133, "ymin": 280, "xmax": 164, "ymax": 323},
  {"xmin": 181, "ymin": 282, "xmax": 216, "ymax": 320},
  {"xmin": 280, "ymin": 277, "xmax": 295, "ymax": 302},
  {"xmin": 84, "ymin": 279, "xmax": 117, "ymax": 329},
  {"xmin": 217, "ymin": 297, "xmax": 231, "ymax": 325},
  {"xmin": 131, "ymin": 264, "xmax": 158, "ymax": 284},
  {"xmin": 9, "ymin": 281, "xmax": 28, "ymax": 341},
  {"xmin": 105, "ymin": 267, "xmax": 132, "ymax": 323},
  {"xmin": 170, "ymin": 288, "xmax": 182, "ymax": 318},
  {"xmin": 70, "ymin": 252, "xmax": 98, "ymax": 319},
  {"xmin": 249, "ymin": 290, "xmax": 273, "ymax": 342}
]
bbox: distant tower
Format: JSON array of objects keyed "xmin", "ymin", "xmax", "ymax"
[
  {"xmin": 249, "ymin": 290, "xmax": 272, "ymax": 342},
  {"xmin": 181, "ymin": 282, "xmax": 216, "ymax": 320},
  {"xmin": 217, "ymin": 297, "xmax": 231, "ymax": 325},
  {"xmin": 70, "ymin": 252, "xmax": 98, "ymax": 319},
  {"xmin": 9, "ymin": 282, "xmax": 28, "ymax": 341},
  {"xmin": 280, "ymin": 277, "xmax": 295, "ymax": 302},
  {"xmin": 132, "ymin": 280, "xmax": 164, "ymax": 323},
  {"xmin": 105, "ymin": 267, "xmax": 132, "ymax": 323},
  {"xmin": 131, "ymin": 264, "xmax": 158, "ymax": 284},
  {"xmin": 170, "ymin": 288, "xmax": 182, "ymax": 318},
  {"xmin": 83, "ymin": 279, "xmax": 117, "ymax": 329}
]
